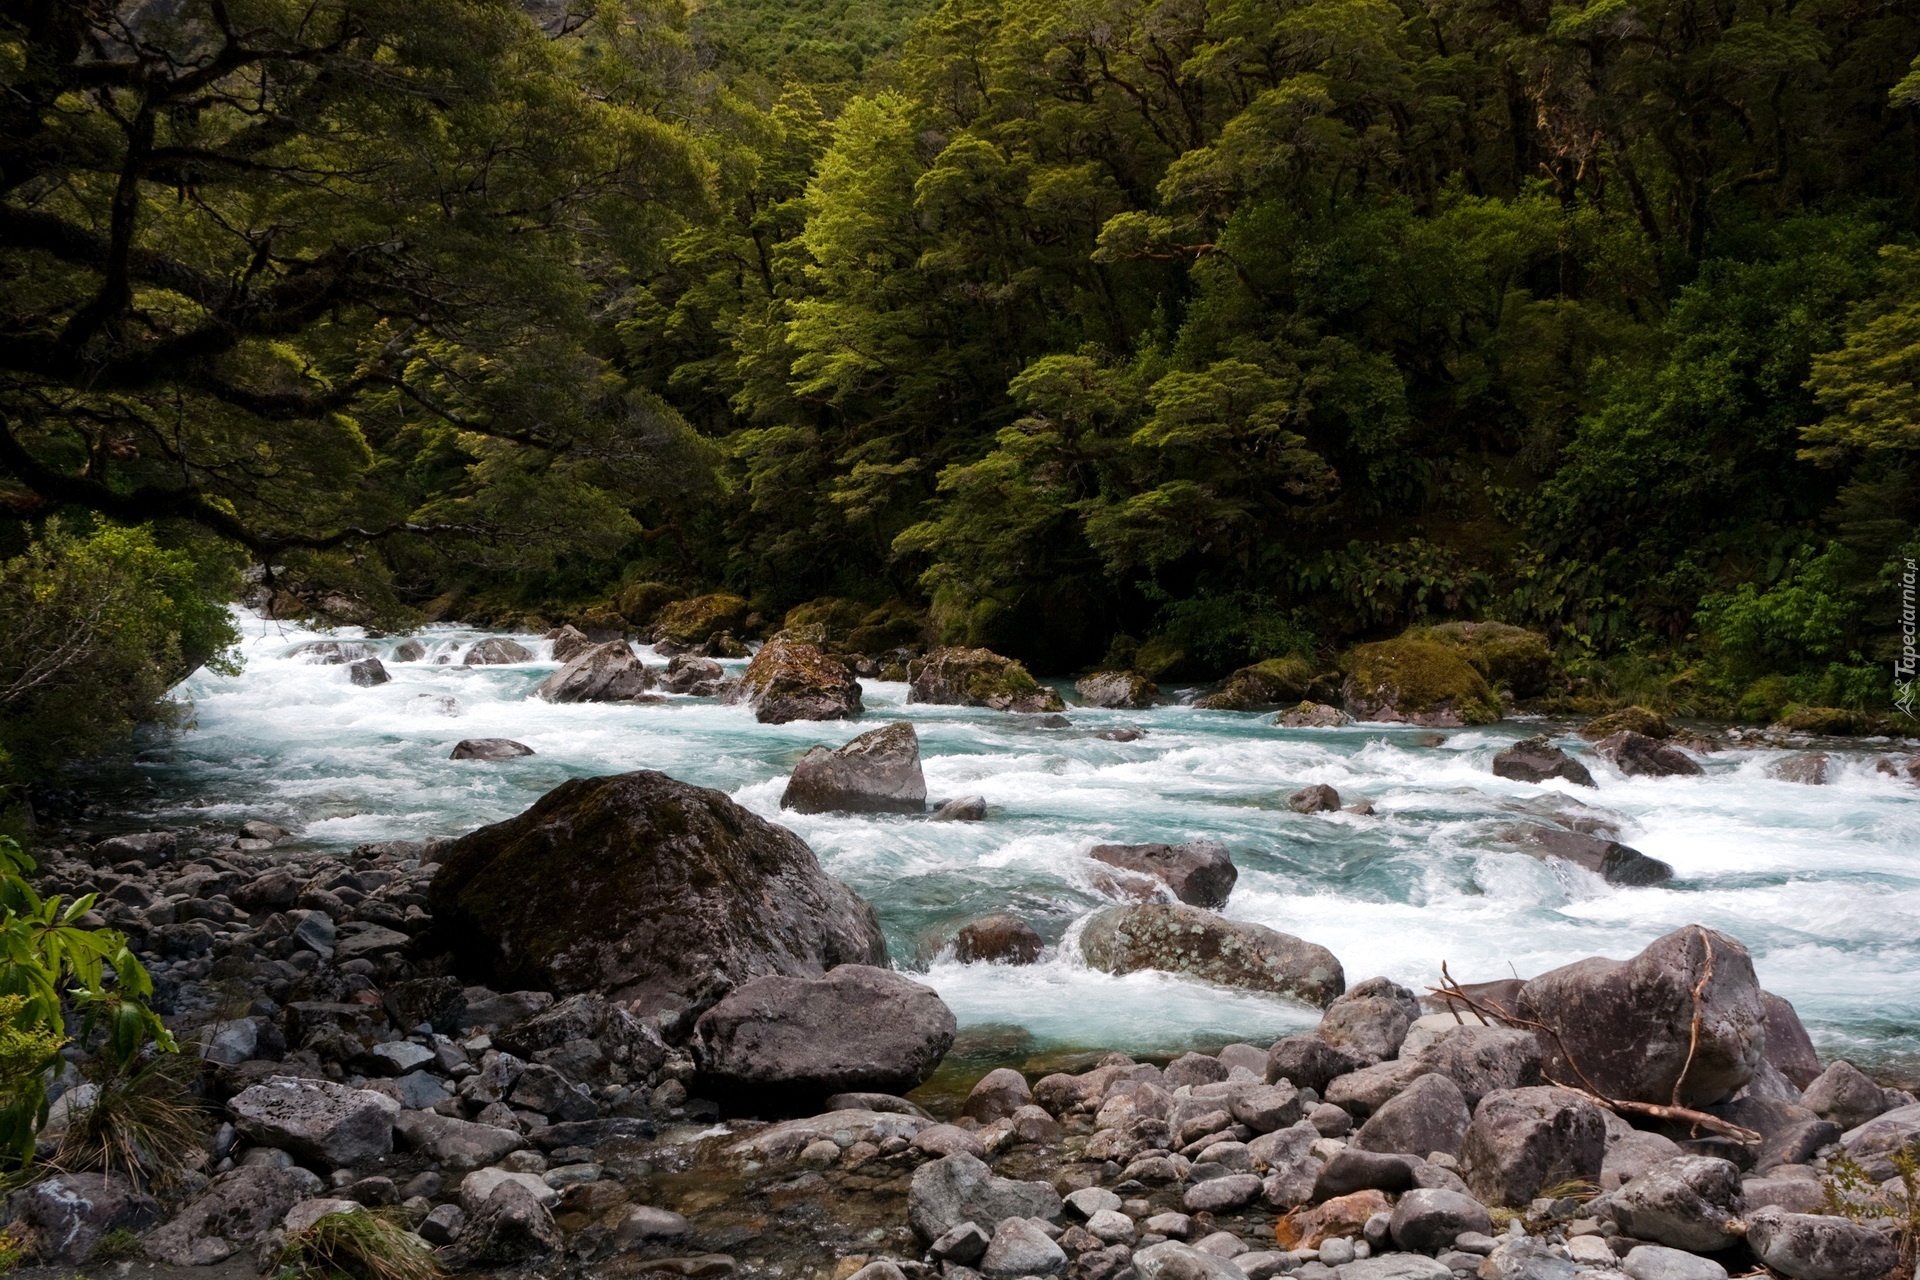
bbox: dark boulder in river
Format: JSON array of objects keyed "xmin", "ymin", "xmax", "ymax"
[
  {"xmin": 450, "ymin": 738, "xmax": 535, "ymax": 761},
  {"xmin": 1079, "ymin": 903, "xmax": 1344, "ymax": 1007},
  {"xmin": 1087, "ymin": 838, "xmax": 1236, "ymax": 908},
  {"xmin": 1491, "ymin": 736, "xmax": 1594, "ymax": 787},
  {"xmin": 781, "ymin": 721, "xmax": 926, "ymax": 814},
  {"xmin": 730, "ymin": 638, "xmax": 862, "ymax": 723},
  {"xmin": 429, "ymin": 770, "xmax": 887, "ymax": 1017},
  {"xmin": 535, "ymin": 641, "xmax": 654, "ymax": 703}
]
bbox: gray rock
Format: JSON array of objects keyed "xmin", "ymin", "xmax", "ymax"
[
  {"xmin": 1320, "ymin": 978, "xmax": 1423, "ymax": 1064},
  {"xmin": 1165, "ymin": 1052, "xmax": 1229, "ymax": 1089},
  {"xmin": 931, "ymin": 1221, "xmax": 993, "ymax": 1265},
  {"xmin": 451, "ymin": 738, "xmax": 535, "ymax": 760},
  {"xmin": 430, "ymin": 769, "xmax": 888, "ymax": 1017},
  {"xmin": 1389, "ymin": 1188, "xmax": 1491, "ymax": 1252},
  {"xmin": 1516, "ymin": 926, "xmax": 1764, "ymax": 1108},
  {"xmin": 1592, "ymin": 731, "xmax": 1701, "ymax": 777},
  {"xmin": 1067, "ymin": 1187, "xmax": 1124, "ymax": 1219},
  {"xmin": 847, "ymin": 1263, "xmax": 910, "ymax": 1280},
  {"xmin": 367, "ymin": 1041, "xmax": 435, "ymax": 1076},
  {"xmin": 1337, "ymin": 1257, "xmax": 1452, "ymax": 1280},
  {"xmin": 1800, "ymin": 1060, "xmax": 1888, "ymax": 1130},
  {"xmin": 1506, "ymin": 826, "xmax": 1674, "ymax": 887},
  {"xmin": 980, "ymin": 1217, "xmax": 1068, "ymax": 1278},
  {"xmin": 1087, "ymin": 1209, "xmax": 1137, "ymax": 1244},
  {"xmin": 694, "ymin": 964, "xmax": 955, "ymax": 1101},
  {"xmin": 1619, "ymin": 1246, "xmax": 1727, "ymax": 1280},
  {"xmin": 1492, "ymin": 737, "xmax": 1595, "ymax": 787},
  {"xmin": 954, "ymin": 915, "xmax": 1046, "ymax": 965},
  {"xmin": 535, "ymin": 640, "xmax": 653, "ymax": 702},
  {"xmin": 908, "ymin": 1153, "xmax": 1061, "ymax": 1241},
  {"xmin": 229, "ymin": 1076, "xmax": 395, "ymax": 1169},
  {"xmin": 143, "ymin": 1164, "xmax": 323, "ymax": 1265},
  {"xmin": 289, "ymin": 640, "xmax": 376, "ymax": 664},
  {"xmin": 1325, "ymin": 1059, "xmax": 1427, "ymax": 1118},
  {"xmin": 392, "ymin": 638, "xmax": 427, "ymax": 662},
  {"xmin": 1232, "ymin": 1082, "xmax": 1305, "ymax": 1133},
  {"xmin": 1313, "ymin": 1150, "xmax": 1418, "ymax": 1199},
  {"xmin": 1602, "ymin": 1156, "xmax": 1744, "ymax": 1253},
  {"xmin": 1839, "ymin": 1100, "xmax": 1920, "ymax": 1178},
  {"xmin": 1077, "ymin": 671, "xmax": 1158, "ymax": 709},
  {"xmin": 1413, "ymin": 1024, "xmax": 1544, "ymax": 1108},
  {"xmin": 1309, "ymin": 1103, "xmax": 1353, "ymax": 1137},
  {"xmin": 1758, "ymin": 990, "xmax": 1823, "ymax": 1089},
  {"xmin": 967, "ymin": 1068, "xmax": 1035, "ymax": 1123},
  {"xmin": 1289, "ymin": 785, "xmax": 1342, "ymax": 813},
  {"xmin": 1269, "ymin": 1035, "xmax": 1368, "ymax": 1092},
  {"xmin": 1133, "ymin": 1240, "xmax": 1256, "ymax": 1280},
  {"xmin": 290, "ymin": 909, "xmax": 336, "ymax": 958},
  {"xmin": 335, "ymin": 921, "xmax": 410, "ymax": 963},
  {"xmin": 1459, "ymin": 1086, "xmax": 1606, "ymax": 1207},
  {"xmin": 547, "ymin": 624, "xmax": 595, "ymax": 664},
  {"xmin": 660, "ymin": 654, "xmax": 727, "ymax": 695},
  {"xmin": 454, "ymin": 1178, "xmax": 562, "ymax": 1263},
  {"xmin": 1354, "ymin": 1072, "xmax": 1471, "ymax": 1157},
  {"xmin": 391, "ymin": 1110, "xmax": 526, "ymax": 1173},
  {"xmin": 1739, "ymin": 1175, "xmax": 1826, "ymax": 1214},
  {"xmin": 463, "ymin": 637, "xmax": 534, "ymax": 665},
  {"xmin": 348, "ymin": 657, "xmax": 390, "ymax": 686},
  {"xmin": 1742, "ymin": 1207, "xmax": 1899, "ymax": 1280},
  {"xmin": 781, "ymin": 722, "xmax": 927, "ymax": 814},
  {"xmin": 1080, "ymin": 903, "xmax": 1344, "ymax": 1007},
  {"xmin": 199, "ymin": 1018, "xmax": 259, "ymax": 1065},
  {"xmin": 934, "ymin": 796, "xmax": 989, "ymax": 821},
  {"xmin": 96, "ymin": 831, "xmax": 175, "ymax": 866},
  {"xmin": 1477, "ymin": 1239, "xmax": 1578, "ymax": 1280},
  {"xmin": 1184, "ymin": 1173, "xmax": 1263, "ymax": 1213},
  {"xmin": 1252, "ymin": 1121, "xmax": 1324, "ymax": 1208},
  {"xmin": 1088, "ymin": 839, "xmax": 1238, "ymax": 908},
  {"xmin": 11, "ymin": 1171, "xmax": 159, "ymax": 1263},
  {"xmin": 419, "ymin": 1203, "xmax": 467, "ymax": 1246},
  {"xmin": 1239, "ymin": 1252, "xmax": 1296, "ymax": 1280},
  {"xmin": 1602, "ymin": 1131, "xmax": 1684, "ymax": 1190}
]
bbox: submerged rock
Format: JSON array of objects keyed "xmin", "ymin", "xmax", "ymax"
[
  {"xmin": 1076, "ymin": 670, "xmax": 1158, "ymax": 708},
  {"xmin": 953, "ymin": 914, "xmax": 1045, "ymax": 965},
  {"xmin": 693, "ymin": 964, "xmax": 956, "ymax": 1104},
  {"xmin": 450, "ymin": 738, "xmax": 535, "ymax": 760},
  {"xmin": 1504, "ymin": 825, "xmax": 1674, "ymax": 887},
  {"xmin": 931, "ymin": 795, "xmax": 987, "ymax": 821},
  {"xmin": 908, "ymin": 646, "xmax": 1064, "ymax": 713},
  {"xmin": 1078, "ymin": 903, "xmax": 1343, "ymax": 1007},
  {"xmin": 1087, "ymin": 838, "xmax": 1237, "ymax": 908},
  {"xmin": 1492, "ymin": 736, "xmax": 1594, "ymax": 787},
  {"xmin": 535, "ymin": 640, "xmax": 654, "ymax": 703},
  {"xmin": 430, "ymin": 770, "xmax": 887, "ymax": 1016},
  {"xmin": 1340, "ymin": 638, "xmax": 1502, "ymax": 727},
  {"xmin": 781, "ymin": 721, "xmax": 926, "ymax": 814},
  {"xmin": 731, "ymin": 638, "xmax": 862, "ymax": 723},
  {"xmin": 1594, "ymin": 730, "xmax": 1702, "ymax": 777},
  {"xmin": 1288, "ymin": 784, "xmax": 1341, "ymax": 813},
  {"xmin": 1769, "ymin": 753, "xmax": 1832, "ymax": 785},
  {"xmin": 289, "ymin": 640, "xmax": 375, "ymax": 664}
]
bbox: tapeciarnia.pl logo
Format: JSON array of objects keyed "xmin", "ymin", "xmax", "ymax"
[{"xmin": 1898, "ymin": 557, "xmax": 1917, "ymax": 720}]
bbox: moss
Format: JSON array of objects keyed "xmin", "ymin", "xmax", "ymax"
[
  {"xmin": 907, "ymin": 647, "xmax": 1065, "ymax": 712},
  {"xmin": 615, "ymin": 579, "xmax": 683, "ymax": 625},
  {"xmin": 1736, "ymin": 674, "xmax": 1795, "ymax": 723},
  {"xmin": 1342, "ymin": 637, "xmax": 1502, "ymax": 725},
  {"xmin": 783, "ymin": 596, "xmax": 867, "ymax": 639},
  {"xmin": 1579, "ymin": 705, "xmax": 1671, "ymax": 740},
  {"xmin": 656, "ymin": 592, "xmax": 751, "ymax": 645},
  {"xmin": 1415, "ymin": 621, "xmax": 1557, "ymax": 697},
  {"xmin": 1774, "ymin": 704, "xmax": 1877, "ymax": 735},
  {"xmin": 1199, "ymin": 656, "xmax": 1317, "ymax": 710},
  {"xmin": 1133, "ymin": 636, "xmax": 1186, "ymax": 680}
]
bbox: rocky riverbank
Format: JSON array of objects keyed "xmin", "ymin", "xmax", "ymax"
[{"xmin": 9, "ymin": 747, "xmax": 1919, "ymax": 1280}]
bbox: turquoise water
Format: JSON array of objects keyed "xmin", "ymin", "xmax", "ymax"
[{"xmin": 139, "ymin": 613, "xmax": 1920, "ymax": 1072}]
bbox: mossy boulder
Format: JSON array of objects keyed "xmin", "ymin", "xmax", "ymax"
[
  {"xmin": 1079, "ymin": 903, "xmax": 1345, "ymax": 1008},
  {"xmin": 430, "ymin": 770, "xmax": 888, "ymax": 1017},
  {"xmin": 907, "ymin": 646, "xmax": 1064, "ymax": 713},
  {"xmin": 782, "ymin": 597, "xmax": 926, "ymax": 658},
  {"xmin": 1340, "ymin": 638, "xmax": 1502, "ymax": 727},
  {"xmin": 1075, "ymin": 671, "xmax": 1158, "ymax": 709},
  {"xmin": 1199, "ymin": 656, "xmax": 1316, "ymax": 711},
  {"xmin": 1579, "ymin": 705, "xmax": 1670, "ymax": 740},
  {"xmin": 729, "ymin": 638, "xmax": 862, "ymax": 724},
  {"xmin": 1772, "ymin": 705, "xmax": 1877, "ymax": 735},
  {"xmin": 1414, "ymin": 622, "xmax": 1557, "ymax": 698},
  {"xmin": 782, "ymin": 596, "xmax": 868, "ymax": 640},
  {"xmin": 615, "ymin": 580, "xmax": 683, "ymax": 627},
  {"xmin": 655, "ymin": 593, "xmax": 750, "ymax": 647}
]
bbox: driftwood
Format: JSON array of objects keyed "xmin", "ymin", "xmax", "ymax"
[{"xmin": 1428, "ymin": 957, "xmax": 1763, "ymax": 1145}]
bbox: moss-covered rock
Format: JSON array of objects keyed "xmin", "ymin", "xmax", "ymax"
[
  {"xmin": 1199, "ymin": 656, "xmax": 1316, "ymax": 710},
  {"xmin": 1578, "ymin": 705, "xmax": 1670, "ymax": 740},
  {"xmin": 1075, "ymin": 671, "xmax": 1158, "ymax": 709},
  {"xmin": 730, "ymin": 638, "xmax": 862, "ymax": 724},
  {"xmin": 782, "ymin": 596, "xmax": 868, "ymax": 639},
  {"xmin": 655, "ymin": 593, "xmax": 750, "ymax": 647},
  {"xmin": 1772, "ymin": 705, "xmax": 1877, "ymax": 735},
  {"xmin": 615, "ymin": 580, "xmax": 683, "ymax": 627},
  {"xmin": 1340, "ymin": 638, "xmax": 1502, "ymax": 726},
  {"xmin": 1414, "ymin": 621, "xmax": 1557, "ymax": 698},
  {"xmin": 1078, "ymin": 903, "xmax": 1345, "ymax": 1008},
  {"xmin": 429, "ymin": 770, "xmax": 888, "ymax": 1015},
  {"xmin": 1133, "ymin": 636, "xmax": 1187, "ymax": 680},
  {"xmin": 907, "ymin": 647, "xmax": 1064, "ymax": 713}
]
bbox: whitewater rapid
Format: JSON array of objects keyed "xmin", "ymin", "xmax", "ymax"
[{"xmin": 134, "ymin": 613, "xmax": 1920, "ymax": 1073}]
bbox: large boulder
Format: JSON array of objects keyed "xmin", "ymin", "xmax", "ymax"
[
  {"xmin": 143, "ymin": 1164, "xmax": 324, "ymax": 1265},
  {"xmin": 692, "ymin": 964, "xmax": 956, "ymax": 1104},
  {"xmin": 1199, "ymin": 658, "xmax": 1315, "ymax": 711},
  {"xmin": 547, "ymin": 624, "xmax": 595, "ymax": 663},
  {"xmin": 430, "ymin": 770, "xmax": 887, "ymax": 1018},
  {"xmin": 1800, "ymin": 1060, "xmax": 1887, "ymax": 1129},
  {"xmin": 11, "ymin": 1171, "xmax": 160, "ymax": 1264},
  {"xmin": 1077, "ymin": 671, "xmax": 1158, "ymax": 709},
  {"xmin": 1759, "ymin": 991, "xmax": 1822, "ymax": 1089},
  {"xmin": 1087, "ymin": 839, "xmax": 1237, "ymax": 908},
  {"xmin": 1594, "ymin": 731, "xmax": 1703, "ymax": 777},
  {"xmin": 731, "ymin": 638, "xmax": 862, "ymax": 724},
  {"xmin": 1838, "ymin": 1100, "xmax": 1920, "ymax": 1179},
  {"xmin": 780, "ymin": 722, "xmax": 926, "ymax": 814},
  {"xmin": 1600, "ymin": 1156, "xmax": 1744, "ymax": 1253},
  {"xmin": 908, "ymin": 647, "xmax": 1064, "ymax": 713},
  {"xmin": 1389, "ymin": 1187, "xmax": 1492, "ymax": 1252},
  {"xmin": 1492, "ymin": 736, "xmax": 1595, "ymax": 787},
  {"xmin": 391, "ymin": 1111, "xmax": 526, "ymax": 1173},
  {"xmin": 1079, "ymin": 904, "xmax": 1344, "ymax": 1007},
  {"xmin": 907, "ymin": 1152, "xmax": 1062, "ymax": 1241},
  {"xmin": 534, "ymin": 641, "xmax": 655, "ymax": 703},
  {"xmin": 1317, "ymin": 977, "xmax": 1422, "ymax": 1063},
  {"xmin": 1414, "ymin": 622, "xmax": 1556, "ymax": 698},
  {"xmin": 1743, "ymin": 1208, "xmax": 1900, "ymax": 1280},
  {"xmin": 1580, "ymin": 706, "xmax": 1671, "ymax": 740},
  {"xmin": 660, "ymin": 653, "xmax": 727, "ymax": 695},
  {"xmin": 228, "ymin": 1076, "xmax": 396, "ymax": 1169},
  {"xmin": 1458, "ymin": 1086, "xmax": 1607, "ymax": 1207},
  {"xmin": 464, "ymin": 637, "xmax": 533, "ymax": 665},
  {"xmin": 1515, "ymin": 925, "xmax": 1764, "ymax": 1107},
  {"xmin": 1340, "ymin": 638, "xmax": 1502, "ymax": 726},
  {"xmin": 1352, "ymin": 1072, "xmax": 1471, "ymax": 1158},
  {"xmin": 654, "ymin": 593, "xmax": 751, "ymax": 648},
  {"xmin": 451, "ymin": 738, "xmax": 535, "ymax": 760}
]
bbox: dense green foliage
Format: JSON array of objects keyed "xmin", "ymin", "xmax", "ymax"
[{"xmin": 3, "ymin": 0, "xmax": 1918, "ymax": 741}]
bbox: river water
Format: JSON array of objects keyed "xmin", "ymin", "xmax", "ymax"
[{"xmin": 130, "ymin": 613, "xmax": 1920, "ymax": 1075}]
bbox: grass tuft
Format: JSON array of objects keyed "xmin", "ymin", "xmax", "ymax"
[
  {"xmin": 277, "ymin": 1210, "xmax": 443, "ymax": 1280},
  {"xmin": 46, "ymin": 1053, "xmax": 208, "ymax": 1189}
]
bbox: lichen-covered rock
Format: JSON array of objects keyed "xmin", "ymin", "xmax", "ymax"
[
  {"xmin": 1318, "ymin": 976, "xmax": 1422, "ymax": 1063},
  {"xmin": 1413, "ymin": 622, "xmax": 1556, "ymax": 698},
  {"xmin": 1516, "ymin": 925, "xmax": 1763, "ymax": 1107},
  {"xmin": 463, "ymin": 637, "xmax": 533, "ymax": 665},
  {"xmin": 1580, "ymin": 706, "xmax": 1671, "ymax": 740},
  {"xmin": 430, "ymin": 770, "xmax": 887, "ymax": 1017},
  {"xmin": 1199, "ymin": 658, "xmax": 1316, "ymax": 711},
  {"xmin": 693, "ymin": 965, "xmax": 955, "ymax": 1103},
  {"xmin": 535, "ymin": 641, "xmax": 654, "ymax": 703},
  {"xmin": 143, "ymin": 1164, "xmax": 324, "ymax": 1265},
  {"xmin": 953, "ymin": 914, "xmax": 1045, "ymax": 965},
  {"xmin": 1077, "ymin": 671, "xmax": 1158, "ymax": 708},
  {"xmin": 1601, "ymin": 1156, "xmax": 1744, "ymax": 1253},
  {"xmin": 1458, "ymin": 1086, "xmax": 1607, "ymax": 1207},
  {"xmin": 1595, "ymin": 730, "xmax": 1703, "ymax": 777},
  {"xmin": 1493, "ymin": 736, "xmax": 1595, "ymax": 786},
  {"xmin": 1770, "ymin": 705, "xmax": 1876, "ymax": 736},
  {"xmin": 1079, "ymin": 903, "xmax": 1343, "ymax": 1007},
  {"xmin": 1743, "ymin": 1207, "xmax": 1900, "ymax": 1280},
  {"xmin": 1340, "ymin": 638, "xmax": 1502, "ymax": 727},
  {"xmin": 11, "ymin": 1171, "xmax": 159, "ymax": 1264},
  {"xmin": 730, "ymin": 638, "xmax": 862, "ymax": 723},
  {"xmin": 1275, "ymin": 701, "xmax": 1350, "ymax": 727},
  {"xmin": 908, "ymin": 1152, "xmax": 1062, "ymax": 1241},
  {"xmin": 908, "ymin": 646, "xmax": 1064, "ymax": 713},
  {"xmin": 655, "ymin": 593, "xmax": 751, "ymax": 647},
  {"xmin": 781, "ymin": 721, "xmax": 925, "ymax": 814},
  {"xmin": 1087, "ymin": 839, "xmax": 1237, "ymax": 908},
  {"xmin": 228, "ymin": 1076, "xmax": 395, "ymax": 1169}
]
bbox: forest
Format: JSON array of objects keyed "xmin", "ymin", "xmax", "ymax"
[{"xmin": 3, "ymin": 0, "xmax": 1919, "ymax": 785}]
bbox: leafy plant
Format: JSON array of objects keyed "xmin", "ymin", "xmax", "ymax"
[
  {"xmin": 1823, "ymin": 1145, "xmax": 1920, "ymax": 1273},
  {"xmin": 276, "ymin": 1210, "xmax": 443, "ymax": 1280}
]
